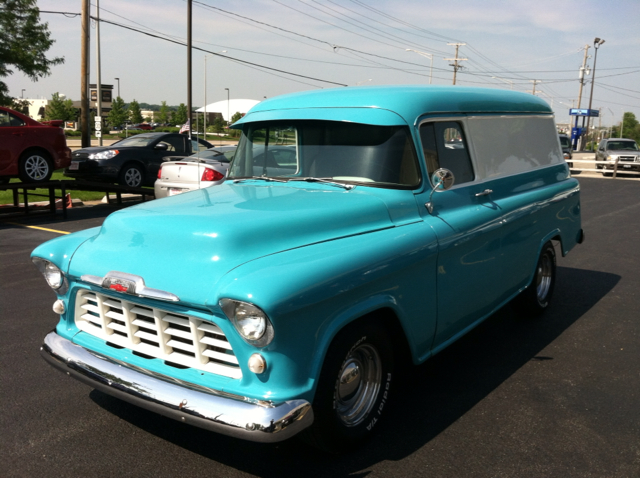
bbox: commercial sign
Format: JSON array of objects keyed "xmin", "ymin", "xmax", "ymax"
[{"xmin": 569, "ymin": 108, "xmax": 599, "ymax": 117}]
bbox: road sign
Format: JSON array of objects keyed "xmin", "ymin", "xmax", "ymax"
[
  {"xmin": 95, "ymin": 116, "xmax": 102, "ymax": 121},
  {"xmin": 95, "ymin": 130, "xmax": 102, "ymax": 138},
  {"xmin": 94, "ymin": 122, "xmax": 102, "ymax": 131}
]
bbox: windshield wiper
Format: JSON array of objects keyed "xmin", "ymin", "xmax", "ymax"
[
  {"xmin": 290, "ymin": 177, "xmax": 355, "ymax": 190},
  {"xmin": 232, "ymin": 176, "xmax": 288, "ymax": 183}
]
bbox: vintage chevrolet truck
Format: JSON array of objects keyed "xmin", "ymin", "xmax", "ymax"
[{"xmin": 33, "ymin": 86, "xmax": 583, "ymax": 452}]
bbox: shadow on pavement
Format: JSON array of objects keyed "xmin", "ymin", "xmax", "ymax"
[{"xmin": 90, "ymin": 266, "xmax": 619, "ymax": 477}]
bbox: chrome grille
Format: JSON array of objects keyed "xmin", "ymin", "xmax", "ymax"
[
  {"xmin": 618, "ymin": 156, "xmax": 637, "ymax": 162},
  {"xmin": 75, "ymin": 289, "xmax": 241, "ymax": 379}
]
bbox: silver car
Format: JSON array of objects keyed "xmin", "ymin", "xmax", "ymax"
[
  {"xmin": 596, "ymin": 138, "xmax": 640, "ymax": 176},
  {"xmin": 154, "ymin": 146, "xmax": 236, "ymax": 198}
]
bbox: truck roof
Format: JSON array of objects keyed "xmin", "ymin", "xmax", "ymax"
[{"xmin": 233, "ymin": 85, "xmax": 553, "ymax": 127}]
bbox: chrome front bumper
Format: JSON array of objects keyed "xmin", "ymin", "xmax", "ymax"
[{"xmin": 40, "ymin": 331, "xmax": 314, "ymax": 443}]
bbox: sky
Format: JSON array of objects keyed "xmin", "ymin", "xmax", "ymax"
[{"xmin": 6, "ymin": 0, "xmax": 640, "ymax": 127}]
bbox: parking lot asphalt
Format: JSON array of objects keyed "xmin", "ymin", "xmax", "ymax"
[{"xmin": 1, "ymin": 177, "xmax": 639, "ymax": 478}]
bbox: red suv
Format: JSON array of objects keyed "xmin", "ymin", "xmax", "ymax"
[{"xmin": 0, "ymin": 106, "xmax": 72, "ymax": 183}]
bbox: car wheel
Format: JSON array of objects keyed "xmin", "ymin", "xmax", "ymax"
[
  {"xmin": 19, "ymin": 151, "xmax": 53, "ymax": 183},
  {"xmin": 119, "ymin": 164, "xmax": 144, "ymax": 188},
  {"xmin": 303, "ymin": 320, "xmax": 393, "ymax": 453},
  {"xmin": 514, "ymin": 241, "xmax": 556, "ymax": 317}
]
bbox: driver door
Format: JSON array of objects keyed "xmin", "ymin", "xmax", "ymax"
[{"xmin": 415, "ymin": 120, "xmax": 505, "ymax": 350}]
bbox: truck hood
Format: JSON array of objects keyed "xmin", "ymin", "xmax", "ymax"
[{"xmin": 69, "ymin": 182, "xmax": 396, "ymax": 307}]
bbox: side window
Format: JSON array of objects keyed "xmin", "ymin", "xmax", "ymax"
[
  {"xmin": 159, "ymin": 135, "xmax": 186, "ymax": 153},
  {"xmin": 0, "ymin": 111, "xmax": 25, "ymax": 127},
  {"xmin": 419, "ymin": 121, "xmax": 474, "ymax": 185}
]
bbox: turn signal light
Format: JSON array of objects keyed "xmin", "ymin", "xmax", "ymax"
[{"xmin": 157, "ymin": 167, "xmax": 162, "ymax": 179}]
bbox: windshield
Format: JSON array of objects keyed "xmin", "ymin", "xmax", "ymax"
[
  {"xmin": 228, "ymin": 120, "xmax": 421, "ymax": 188},
  {"xmin": 113, "ymin": 134, "xmax": 158, "ymax": 147},
  {"xmin": 559, "ymin": 136, "xmax": 571, "ymax": 148},
  {"xmin": 607, "ymin": 140, "xmax": 639, "ymax": 151}
]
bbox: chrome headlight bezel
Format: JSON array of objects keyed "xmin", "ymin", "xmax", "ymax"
[
  {"xmin": 32, "ymin": 257, "xmax": 69, "ymax": 295},
  {"xmin": 219, "ymin": 298, "xmax": 274, "ymax": 347},
  {"xmin": 88, "ymin": 149, "xmax": 119, "ymax": 160}
]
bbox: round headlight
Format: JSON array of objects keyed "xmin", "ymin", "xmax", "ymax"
[
  {"xmin": 219, "ymin": 298, "xmax": 274, "ymax": 347},
  {"xmin": 32, "ymin": 257, "xmax": 68, "ymax": 294}
]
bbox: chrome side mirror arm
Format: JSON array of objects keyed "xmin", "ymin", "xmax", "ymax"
[{"xmin": 425, "ymin": 168, "xmax": 455, "ymax": 215}]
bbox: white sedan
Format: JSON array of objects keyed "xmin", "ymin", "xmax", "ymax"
[{"xmin": 154, "ymin": 146, "xmax": 236, "ymax": 198}]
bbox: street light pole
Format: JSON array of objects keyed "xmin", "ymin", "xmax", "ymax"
[
  {"xmin": 406, "ymin": 49, "xmax": 433, "ymax": 84},
  {"xmin": 585, "ymin": 37, "xmax": 605, "ymax": 150},
  {"xmin": 114, "ymin": 77, "xmax": 120, "ymax": 98},
  {"xmin": 225, "ymin": 88, "xmax": 230, "ymax": 126},
  {"xmin": 21, "ymin": 89, "xmax": 25, "ymax": 98},
  {"xmin": 203, "ymin": 51, "xmax": 226, "ymax": 141}
]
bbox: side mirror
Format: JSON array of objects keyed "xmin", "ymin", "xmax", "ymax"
[
  {"xmin": 425, "ymin": 168, "xmax": 455, "ymax": 214},
  {"xmin": 154, "ymin": 143, "xmax": 169, "ymax": 151}
]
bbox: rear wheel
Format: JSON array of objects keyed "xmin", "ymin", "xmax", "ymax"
[
  {"xmin": 118, "ymin": 163, "xmax": 144, "ymax": 188},
  {"xmin": 304, "ymin": 320, "xmax": 393, "ymax": 453},
  {"xmin": 19, "ymin": 151, "xmax": 53, "ymax": 183},
  {"xmin": 514, "ymin": 241, "xmax": 556, "ymax": 317}
]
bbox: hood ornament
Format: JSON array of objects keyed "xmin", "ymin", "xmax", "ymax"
[{"xmin": 81, "ymin": 271, "xmax": 180, "ymax": 301}]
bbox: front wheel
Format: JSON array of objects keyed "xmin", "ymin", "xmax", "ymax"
[
  {"xmin": 303, "ymin": 320, "xmax": 394, "ymax": 453},
  {"xmin": 514, "ymin": 241, "xmax": 556, "ymax": 317},
  {"xmin": 19, "ymin": 151, "xmax": 53, "ymax": 183},
  {"xmin": 118, "ymin": 164, "xmax": 144, "ymax": 188}
]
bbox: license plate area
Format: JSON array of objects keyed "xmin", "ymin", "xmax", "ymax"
[
  {"xmin": 168, "ymin": 188, "xmax": 185, "ymax": 196},
  {"xmin": 69, "ymin": 161, "xmax": 80, "ymax": 170}
]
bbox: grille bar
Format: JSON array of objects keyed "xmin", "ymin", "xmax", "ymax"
[{"xmin": 74, "ymin": 289, "xmax": 242, "ymax": 379}]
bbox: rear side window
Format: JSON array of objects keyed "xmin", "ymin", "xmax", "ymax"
[
  {"xmin": 419, "ymin": 121, "xmax": 475, "ymax": 185},
  {"xmin": 0, "ymin": 110, "xmax": 25, "ymax": 127},
  {"xmin": 158, "ymin": 135, "xmax": 186, "ymax": 153}
]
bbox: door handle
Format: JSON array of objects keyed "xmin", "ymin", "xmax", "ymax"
[{"xmin": 475, "ymin": 189, "xmax": 493, "ymax": 197}]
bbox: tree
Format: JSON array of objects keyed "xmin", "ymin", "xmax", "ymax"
[
  {"xmin": 157, "ymin": 101, "xmax": 169, "ymax": 124},
  {"xmin": 128, "ymin": 99, "xmax": 143, "ymax": 124},
  {"xmin": 213, "ymin": 116, "xmax": 224, "ymax": 134},
  {"xmin": 11, "ymin": 98, "xmax": 30, "ymax": 115},
  {"xmin": 44, "ymin": 92, "xmax": 76, "ymax": 121},
  {"xmin": 173, "ymin": 103, "xmax": 188, "ymax": 126},
  {"xmin": 229, "ymin": 112, "xmax": 244, "ymax": 137},
  {"xmin": 108, "ymin": 96, "xmax": 128, "ymax": 129},
  {"xmin": 0, "ymin": 0, "xmax": 64, "ymax": 106}
]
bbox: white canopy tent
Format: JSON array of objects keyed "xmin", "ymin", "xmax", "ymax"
[{"xmin": 196, "ymin": 99, "xmax": 260, "ymax": 122}]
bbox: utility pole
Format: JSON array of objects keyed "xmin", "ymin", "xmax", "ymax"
[
  {"xmin": 577, "ymin": 44, "xmax": 590, "ymax": 108},
  {"xmin": 80, "ymin": 0, "xmax": 90, "ymax": 148},
  {"xmin": 187, "ymin": 0, "xmax": 192, "ymax": 141},
  {"xmin": 95, "ymin": 0, "xmax": 102, "ymax": 146},
  {"xmin": 445, "ymin": 43, "xmax": 467, "ymax": 85},
  {"xmin": 530, "ymin": 80, "xmax": 541, "ymax": 95}
]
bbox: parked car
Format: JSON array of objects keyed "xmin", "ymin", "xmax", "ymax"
[
  {"xmin": 0, "ymin": 105, "xmax": 72, "ymax": 183},
  {"xmin": 154, "ymin": 146, "xmax": 237, "ymax": 198},
  {"xmin": 559, "ymin": 134, "xmax": 572, "ymax": 167},
  {"xmin": 34, "ymin": 86, "xmax": 583, "ymax": 452},
  {"xmin": 64, "ymin": 132, "xmax": 212, "ymax": 187},
  {"xmin": 138, "ymin": 123, "xmax": 154, "ymax": 130},
  {"xmin": 596, "ymin": 138, "xmax": 640, "ymax": 175}
]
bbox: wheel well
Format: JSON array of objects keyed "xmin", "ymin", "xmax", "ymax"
[
  {"xmin": 347, "ymin": 308, "xmax": 413, "ymax": 369},
  {"xmin": 20, "ymin": 147, "xmax": 52, "ymax": 162}
]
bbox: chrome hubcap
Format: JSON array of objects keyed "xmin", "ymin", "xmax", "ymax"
[
  {"xmin": 124, "ymin": 168, "xmax": 142, "ymax": 186},
  {"xmin": 536, "ymin": 253, "xmax": 552, "ymax": 302},
  {"xmin": 336, "ymin": 343, "xmax": 381, "ymax": 427},
  {"xmin": 25, "ymin": 155, "xmax": 49, "ymax": 180}
]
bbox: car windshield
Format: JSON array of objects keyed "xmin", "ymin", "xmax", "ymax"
[
  {"xmin": 559, "ymin": 136, "xmax": 571, "ymax": 148},
  {"xmin": 228, "ymin": 120, "xmax": 421, "ymax": 188},
  {"xmin": 607, "ymin": 141, "xmax": 639, "ymax": 151},
  {"xmin": 112, "ymin": 134, "xmax": 158, "ymax": 147}
]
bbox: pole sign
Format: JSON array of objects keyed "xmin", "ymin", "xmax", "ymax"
[
  {"xmin": 95, "ymin": 115, "xmax": 102, "ymax": 137},
  {"xmin": 570, "ymin": 108, "xmax": 599, "ymax": 117}
]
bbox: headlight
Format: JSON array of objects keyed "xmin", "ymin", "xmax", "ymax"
[
  {"xmin": 219, "ymin": 298, "xmax": 274, "ymax": 347},
  {"xmin": 32, "ymin": 257, "xmax": 69, "ymax": 294},
  {"xmin": 606, "ymin": 155, "xmax": 612, "ymax": 160},
  {"xmin": 88, "ymin": 149, "xmax": 119, "ymax": 160}
]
